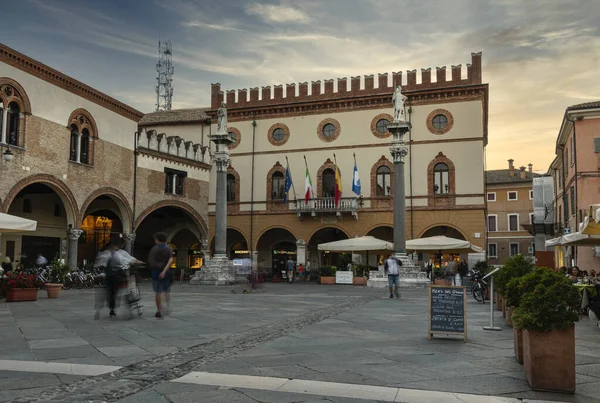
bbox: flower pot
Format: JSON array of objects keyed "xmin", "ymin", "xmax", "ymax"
[
  {"xmin": 496, "ymin": 294, "xmax": 503, "ymax": 312},
  {"xmin": 506, "ymin": 306, "xmax": 513, "ymax": 328},
  {"xmin": 502, "ymin": 298, "xmax": 507, "ymax": 318},
  {"xmin": 523, "ymin": 325, "xmax": 575, "ymax": 393},
  {"xmin": 320, "ymin": 276, "xmax": 335, "ymax": 285},
  {"xmin": 514, "ymin": 328, "xmax": 523, "ymax": 364},
  {"xmin": 353, "ymin": 277, "xmax": 367, "ymax": 285},
  {"xmin": 272, "ymin": 277, "xmax": 281, "ymax": 283},
  {"xmin": 434, "ymin": 279, "xmax": 446, "ymax": 285},
  {"xmin": 6, "ymin": 288, "xmax": 38, "ymax": 302},
  {"xmin": 45, "ymin": 283, "xmax": 62, "ymax": 298}
]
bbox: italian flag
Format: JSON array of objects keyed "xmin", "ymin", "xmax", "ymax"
[
  {"xmin": 305, "ymin": 166, "xmax": 313, "ymax": 204},
  {"xmin": 334, "ymin": 166, "xmax": 343, "ymax": 207}
]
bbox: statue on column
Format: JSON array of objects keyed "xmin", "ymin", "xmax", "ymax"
[
  {"xmin": 217, "ymin": 102, "xmax": 227, "ymax": 134},
  {"xmin": 392, "ymin": 85, "xmax": 407, "ymax": 122}
]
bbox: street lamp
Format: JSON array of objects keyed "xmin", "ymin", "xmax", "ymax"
[{"xmin": 2, "ymin": 146, "xmax": 13, "ymax": 162}]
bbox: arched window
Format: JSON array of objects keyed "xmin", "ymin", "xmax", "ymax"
[
  {"xmin": 80, "ymin": 128, "xmax": 90, "ymax": 165},
  {"xmin": 376, "ymin": 166, "xmax": 391, "ymax": 196},
  {"xmin": 7, "ymin": 103, "xmax": 20, "ymax": 146},
  {"xmin": 226, "ymin": 174, "xmax": 236, "ymax": 202},
  {"xmin": 433, "ymin": 163, "xmax": 449, "ymax": 194},
  {"xmin": 271, "ymin": 171, "xmax": 284, "ymax": 200},
  {"xmin": 69, "ymin": 125, "xmax": 78, "ymax": 161},
  {"xmin": 322, "ymin": 168, "xmax": 335, "ymax": 198}
]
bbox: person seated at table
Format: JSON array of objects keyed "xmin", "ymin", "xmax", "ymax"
[
  {"xmin": 582, "ymin": 270, "xmax": 590, "ymax": 277},
  {"xmin": 590, "ymin": 269, "xmax": 598, "ymax": 280},
  {"xmin": 569, "ymin": 266, "xmax": 581, "ymax": 282}
]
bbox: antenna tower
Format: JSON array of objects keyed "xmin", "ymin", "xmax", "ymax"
[{"xmin": 156, "ymin": 40, "xmax": 174, "ymax": 111}]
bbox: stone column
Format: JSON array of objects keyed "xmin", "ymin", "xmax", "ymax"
[
  {"xmin": 66, "ymin": 228, "xmax": 83, "ymax": 270},
  {"xmin": 122, "ymin": 233, "xmax": 136, "ymax": 255},
  {"xmin": 214, "ymin": 152, "xmax": 229, "ymax": 256},
  {"xmin": 388, "ymin": 121, "xmax": 410, "ymax": 255},
  {"xmin": 296, "ymin": 239, "xmax": 306, "ymax": 266},
  {"xmin": 0, "ymin": 109, "xmax": 7, "ymax": 144}
]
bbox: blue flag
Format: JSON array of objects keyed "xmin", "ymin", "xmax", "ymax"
[
  {"xmin": 352, "ymin": 161, "xmax": 361, "ymax": 196},
  {"xmin": 283, "ymin": 163, "xmax": 293, "ymax": 203}
]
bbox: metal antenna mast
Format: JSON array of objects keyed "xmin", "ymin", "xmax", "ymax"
[{"xmin": 156, "ymin": 40, "xmax": 174, "ymax": 111}]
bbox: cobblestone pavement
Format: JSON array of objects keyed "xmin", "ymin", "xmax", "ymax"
[{"xmin": 0, "ymin": 282, "xmax": 599, "ymax": 402}]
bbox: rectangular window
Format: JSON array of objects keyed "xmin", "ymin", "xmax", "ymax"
[
  {"xmin": 565, "ymin": 148, "xmax": 568, "ymax": 167},
  {"xmin": 488, "ymin": 243, "xmax": 498, "ymax": 258},
  {"xmin": 571, "ymin": 136, "xmax": 575, "ymax": 166},
  {"xmin": 508, "ymin": 214, "xmax": 519, "ymax": 231},
  {"xmin": 487, "ymin": 215, "xmax": 497, "ymax": 232},
  {"xmin": 530, "ymin": 213, "xmax": 534, "ymax": 224},
  {"xmin": 529, "ymin": 190, "xmax": 533, "ymax": 200},
  {"xmin": 570, "ymin": 187, "xmax": 575, "ymax": 215},
  {"xmin": 594, "ymin": 137, "xmax": 600, "ymax": 153},
  {"xmin": 487, "ymin": 192, "xmax": 496, "ymax": 202},
  {"xmin": 23, "ymin": 199, "xmax": 31, "ymax": 214},
  {"xmin": 164, "ymin": 168, "xmax": 187, "ymax": 196},
  {"xmin": 507, "ymin": 191, "xmax": 518, "ymax": 201},
  {"xmin": 510, "ymin": 242, "xmax": 520, "ymax": 257}
]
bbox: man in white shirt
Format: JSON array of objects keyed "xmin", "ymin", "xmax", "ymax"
[{"xmin": 384, "ymin": 255, "xmax": 402, "ymax": 299}]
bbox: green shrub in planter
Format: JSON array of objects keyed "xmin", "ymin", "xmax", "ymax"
[
  {"xmin": 319, "ymin": 266, "xmax": 337, "ymax": 277},
  {"xmin": 48, "ymin": 259, "xmax": 69, "ymax": 284},
  {"xmin": 512, "ymin": 267, "xmax": 580, "ymax": 332},
  {"xmin": 504, "ymin": 277, "xmax": 523, "ymax": 308},
  {"xmin": 496, "ymin": 254, "xmax": 534, "ymax": 297}
]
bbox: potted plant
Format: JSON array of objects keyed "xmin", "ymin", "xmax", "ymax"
[
  {"xmin": 3, "ymin": 272, "xmax": 38, "ymax": 302},
  {"xmin": 495, "ymin": 255, "xmax": 534, "ymax": 312},
  {"xmin": 504, "ymin": 277, "xmax": 523, "ymax": 362},
  {"xmin": 512, "ymin": 267, "xmax": 580, "ymax": 393},
  {"xmin": 352, "ymin": 265, "xmax": 370, "ymax": 285},
  {"xmin": 433, "ymin": 266, "xmax": 445, "ymax": 285},
  {"xmin": 46, "ymin": 259, "xmax": 68, "ymax": 298},
  {"xmin": 319, "ymin": 266, "xmax": 337, "ymax": 284}
]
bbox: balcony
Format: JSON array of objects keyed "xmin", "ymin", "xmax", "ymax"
[{"xmin": 295, "ymin": 197, "xmax": 361, "ymax": 220}]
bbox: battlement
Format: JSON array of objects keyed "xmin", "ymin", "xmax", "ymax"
[{"xmin": 211, "ymin": 52, "xmax": 483, "ymax": 109}]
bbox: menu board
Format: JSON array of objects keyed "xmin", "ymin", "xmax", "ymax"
[{"xmin": 428, "ymin": 285, "xmax": 467, "ymax": 342}]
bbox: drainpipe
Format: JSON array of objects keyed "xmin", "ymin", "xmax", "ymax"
[
  {"xmin": 132, "ymin": 131, "xmax": 139, "ymax": 234},
  {"xmin": 483, "ymin": 145, "xmax": 488, "ymax": 261},
  {"xmin": 407, "ymin": 101, "xmax": 414, "ymax": 240},
  {"xmin": 567, "ymin": 116, "xmax": 582, "ymax": 265},
  {"xmin": 250, "ymin": 116, "xmax": 257, "ymax": 269}
]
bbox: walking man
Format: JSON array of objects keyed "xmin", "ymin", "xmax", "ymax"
[
  {"xmin": 148, "ymin": 232, "xmax": 173, "ymax": 318},
  {"xmin": 384, "ymin": 254, "xmax": 401, "ymax": 298},
  {"xmin": 286, "ymin": 257, "xmax": 295, "ymax": 283}
]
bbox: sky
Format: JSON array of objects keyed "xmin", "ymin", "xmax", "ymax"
[{"xmin": 2, "ymin": 0, "xmax": 599, "ymax": 171}]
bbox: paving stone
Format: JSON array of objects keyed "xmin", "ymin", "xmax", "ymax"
[
  {"xmin": 27, "ymin": 337, "xmax": 89, "ymax": 349},
  {"xmin": 98, "ymin": 345, "xmax": 151, "ymax": 358},
  {"xmin": 31, "ymin": 345, "xmax": 105, "ymax": 361},
  {"xmin": 115, "ymin": 388, "xmax": 170, "ymax": 403}
]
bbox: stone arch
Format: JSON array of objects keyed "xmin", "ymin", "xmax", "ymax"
[
  {"xmin": 134, "ymin": 200, "xmax": 208, "ymax": 237},
  {"xmin": 0, "ymin": 77, "xmax": 32, "ymax": 113},
  {"xmin": 79, "ymin": 187, "xmax": 133, "ymax": 232},
  {"xmin": 166, "ymin": 223, "xmax": 202, "ymax": 246},
  {"xmin": 419, "ymin": 224, "xmax": 467, "ymax": 240},
  {"xmin": 2, "ymin": 174, "xmax": 78, "ymax": 225},
  {"xmin": 254, "ymin": 225, "xmax": 298, "ymax": 251},
  {"xmin": 427, "ymin": 152, "xmax": 456, "ymax": 207},
  {"xmin": 208, "ymin": 226, "xmax": 249, "ymax": 258},
  {"xmin": 307, "ymin": 225, "xmax": 351, "ymax": 245},
  {"xmin": 364, "ymin": 224, "xmax": 394, "ymax": 238},
  {"xmin": 316, "ymin": 158, "xmax": 338, "ymax": 198}
]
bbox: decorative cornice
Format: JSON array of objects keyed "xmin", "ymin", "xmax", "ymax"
[
  {"xmin": 0, "ymin": 43, "xmax": 144, "ymax": 122},
  {"xmin": 137, "ymin": 148, "xmax": 211, "ymax": 171}
]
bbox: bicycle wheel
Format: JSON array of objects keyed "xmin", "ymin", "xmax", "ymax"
[
  {"xmin": 73, "ymin": 276, "xmax": 84, "ymax": 289},
  {"xmin": 62, "ymin": 278, "xmax": 73, "ymax": 290},
  {"xmin": 473, "ymin": 285, "xmax": 484, "ymax": 302}
]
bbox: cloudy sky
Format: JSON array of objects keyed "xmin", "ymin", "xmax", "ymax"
[{"xmin": 2, "ymin": 0, "xmax": 599, "ymax": 170}]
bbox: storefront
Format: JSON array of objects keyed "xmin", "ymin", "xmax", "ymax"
[
  {"xmin": 230, "ymin": 242, "xmax": 249, "ymax": 260},
  {"xmin": 271, "ymin": 243, "xmax": 296, "ymax": 275},
  {"xmin": 21, "ymin": 236, "xmax": 61, "ymax": 267},
  {"xmin": 188, "ymin": 243, "xmax": 204, "ymax": 269}
]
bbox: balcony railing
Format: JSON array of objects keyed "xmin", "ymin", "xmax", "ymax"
[{"xmin": 295, "ymin": 197, "xmax": 361, "ymax": 219}]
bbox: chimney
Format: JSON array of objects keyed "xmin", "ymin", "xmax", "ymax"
[
  {"xmin": 519, "ymin": 166, "xmax": 526, "ymax": 179},
  {"xmin": 508, "ymin": 159, "xmax": 515, "ymax": 177},
  {"xmin": 528, "ymin": 163, "xmax": 533, "ymax": 173}
]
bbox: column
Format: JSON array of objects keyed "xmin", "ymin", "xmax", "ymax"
[
  {"xmin": 214, "ymin": 151, "xmax": 229, "ymax": 256},
  {"xmin": 66, "ymin": 228, "xmax": 83, "ymax": 270},
  {"xmin": 75, "ymin": 133, "xmax": 81, "ymax": 163},
  {"xmin": 122, "ymin": 233, "xmax": 136, "ymax": 255},
  {"xmin": 296, "ymin": 239, "xmax": 306, "ymax": 265},
  {"xmin": 0, "ymin": 232, "xmax": 3, "ymax": 259},
  {"xmin": 0, "ymin": 108, "xmax": 7, "ymax": 144},
  {"xmin": 388, "ymin": 122, "xmax": 409, "ymax": 255}
]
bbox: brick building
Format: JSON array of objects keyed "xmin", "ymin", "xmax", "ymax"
[
  {"xmin": 0, "ymin": 44, "xmax": 209, "ymax": 269},
  {"xmin": 193, "ymin": 52, "xmax": 489, "ymax": 274},
  {"xmin": 485, "ymin": 160, "xmax": 540, "ymax": 266}
]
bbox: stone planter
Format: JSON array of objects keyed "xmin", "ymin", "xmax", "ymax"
[
  {"xmin": 506, "ymin": 306, "xmax": 513, "ymax": 328},
  {"xmin": 6, "ymin": 288, "xmax": 38, "ymax": 302},
  {"xmin": 523, "ymin": 325, "xmax": 575, "ymax": 393},
  {"xmin": 45, "ymin": 283, "xmax": 62, "ymax": 298},
  {"xmin": 496, "ymin": 294, "xmax": 503, "ymax": 311},
  {"xmin": 502, "ymin": 298, "xmax": 507, "ymax": 318},
  {"xmin": 434, "ymin": 279, "xmax": 446, "ymax": 285},
  {"xmin": 320, "ymin": 276, "xmax": 335, "ymax": 285},
  {"xmin": 514, "ymin": 328, "xmax": 523, "ymax": 364},
  {"xmin": 271, "ymin": 276, "xmax": 281, "ymax": 283},
  {"xmin": 353, "ymin": 277, "xmax": 367, "ymax": 286}
]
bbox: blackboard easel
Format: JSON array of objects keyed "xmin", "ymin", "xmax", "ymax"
[{"xmin": 428, "ymin": 285, "xmax": 467, "ymax": 342}]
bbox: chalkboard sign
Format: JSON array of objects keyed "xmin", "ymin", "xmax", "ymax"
[{"xmin": 428, "ymin": 285, "xmax": 467, "ymax": 342}]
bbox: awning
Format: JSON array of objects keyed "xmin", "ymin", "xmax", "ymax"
[
  {"xmin": 318, "ymin": 236, "xmax": 394, "ymax": 253},
  {"xmin": 545, "ymin": 232, "xmax": 600, "ymax": 247},
  {"xmin": 581, "ymin": 204, "xmax": 600, "ymax": 235},
  {"xmin": 0, "ymin": 213, "xmax": 37, "ymax": 233},
  {"xmin": 405, "ymin": 236, "xmax": 483, "ymax": 254}
]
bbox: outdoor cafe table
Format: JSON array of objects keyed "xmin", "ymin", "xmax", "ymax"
[{"xmin": 574, "ymin": 283, "xmax": 598, "ymax": 311}]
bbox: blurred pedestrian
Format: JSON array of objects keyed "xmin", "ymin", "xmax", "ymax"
[
  {"xmin": 148, "ymin": 232, "xmax": 173, "ymax": 318},
  {"xmin": 286, "ymin": 258, "xmax": 295, "ymax": 283},
  {"xmin": 1, "ymin": 257, "xmax": 12, "ymax": 273},
  {"xmin": 384, "ymin": 254, "xmax": 401, "ymax": 299}
]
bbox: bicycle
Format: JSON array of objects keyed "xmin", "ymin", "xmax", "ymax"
[{"xmin": 470, "ymin": 269, "xmax": 488, "ymax": 303}]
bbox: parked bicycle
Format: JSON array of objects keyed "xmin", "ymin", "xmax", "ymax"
[{"xmin": 470, "ymin": 269, "xmax": 488, "ymax": 303}]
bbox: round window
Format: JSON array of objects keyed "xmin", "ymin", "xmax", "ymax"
[
  {"xmin": 272, "ymin": 128, "xmax": 285, "ymax": 142},
  {"xmin": 322, "ymin": 123, "xmax": 336, "ymax": 138},
  {"xmin": 228, "ymin": 131, "xmax": 237, "ymax": 141},
  {"xmin": 432, "ymin": 114, "xmax": 448, "ymax": 130},
  {"xmin": 376, "ymin": 119, "xmax": 389, "ymax": 134}
]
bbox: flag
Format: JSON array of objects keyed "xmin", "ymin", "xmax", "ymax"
[
  {"xmin": 334, "ymin": 165, "xmax": 343, "ymax": 207},
  {"xmin": 283, "ymin": 162, "xmax": 293, "ymax": 204},
  {"xmin": 352, "ymin": 161, "xmax": 361, "ymax": 196},
  {"xmin": 304, "ymin": 165, "xmax": 313, "ymax": 204}
]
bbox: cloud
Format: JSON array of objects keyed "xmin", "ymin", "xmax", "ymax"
[
  {"xmin": 245, "ymin": 3, "xmax": 310, "ymax": 24},
  {"xmin": 181, "ymin": 20, "xmax": 243, "ymax": 32}
]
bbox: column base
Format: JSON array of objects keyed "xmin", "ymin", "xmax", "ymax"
[
  {"xmin": 189, "ymin": 254, "xmax": 235, "ymax": 286},
  {"xmin": 367, "ymin": 253, "xmax": 430, "ymax": 289}
]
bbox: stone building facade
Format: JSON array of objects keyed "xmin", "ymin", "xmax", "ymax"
[
  {"xmin": 485, "ymin": 160, "xmax": 539, "ymax": 266},
  {"xmin": 0, "ymin": 44, "xmax": 210, "ymax": 270}
]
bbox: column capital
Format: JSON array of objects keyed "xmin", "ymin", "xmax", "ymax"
[
  {"xmin": 296, "ymin": 239, "xmax": 306, "ymax": 247},
  {"xmin": 122, "ymin": 233, "xmax": 136, "ymax": 243},
  {"xmin": 213, "ymin": 150, "xmax": 231, "ymax": 172},
  {"xmin": 66, "ymin": 228, "xmax": 83, "ymax": 241},
  {"xmin": 390, "ymin": 143, "xmax": 409, "ymax": 163}
]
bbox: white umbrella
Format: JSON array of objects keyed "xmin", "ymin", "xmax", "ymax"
[
  {"xmin": 405, "ymin": 235, "xmax": 483, "ymax": 254},
  {"xmin": 545, "ymin": 236, "xmax": 564, "ymax": 247},
  {"xmin": 561, "ymin": 232, "xmax": 600, "ymax": 246},
  {"xmin": 581, "ymin": 204, "xmax": 600, "ymax": 235},
  {"xmin": 0, "ymin": 213, "xmax": 37, "ymax": 233},
  {"xmin": 318, "ymin": 236, "xmax": 394, "ymax": 252}
]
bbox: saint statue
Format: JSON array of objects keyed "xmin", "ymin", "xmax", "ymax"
[
  {"xmin": 392, "ymin": 85, "xmax": 407, "ymax": 122},
  {"xmin": 217, "ymin": 102, "xmax": 227, "ymax": 134}
]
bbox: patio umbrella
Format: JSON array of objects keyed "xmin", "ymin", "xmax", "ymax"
[
  {"xmin": 405, "ymin": 235, "xmax": 483, "ymax": 254},
  {"xmin": 0, "ymin": 213, "xmax": 37, "ymax": 232},
  {"xmin": 545, "ymin": 236, "xmax": 564, "ymax": 248},
  {"xmin": 561, "ymin": 232, "xmax": 600, "ymax": 246},
  {"xmin": 581, "ymin": 204, "xmax": 600, "ymax": 235},
  {"xmin": 317, "ymin": 236, "xmax": 393, "ymax": 253}
]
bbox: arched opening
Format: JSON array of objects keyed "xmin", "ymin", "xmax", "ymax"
[
  {"xmin": 6, "ymin": 183, "xmax": 73, "ymax": 268},
  {"xmin": 170, "ymin": 228, "xmax": 200, "ymax": 271},
  {"xmin": 433, "ymin": 163, "xmax": 449, "ymax": 195},
  {"xmin": 376, "ymin": 166, "xmax": 391, "ymax": 196},
  {"xmin": 0, "ymin": 101, "xmax": 4, "ymax": 140},
  {"xmin": 226, "ymin": 174, "xmax": 236, "ymax": 202},
  {"xmin": 209, "ymin": 228, "xmax": 248, "ymax": 260},
  {"xmin": 421, "ymin": 225, "xmax": 465, "ymax": 240},
  {"xmin": 188, "ymin": 242, "xmax": 204, "ymax": 269},
  {"xmin": 7, "ymin": 102, "xmax": 20, "ymax": 146},
  {"xmin": 308, "ymin": 227, "xmax": 349, "ymax": 269},
  {"xmin": 365, "ymin": 226, "xmax": 394, "ymax": 267},
  {"xmin": 69, "ymin": 124, "xmax": 78, "ymax": 161},
  {"xmin": 256, "ymin": 227, "xmax": 297, "ymax": 275},
  {"xmin": 80, "ymin": 128, "xmax": 90, "ymax": 165},
  {"xmin": 271, "ymin": 171, "xmax": 285, "ymax": 200},
  {"xmin": 322, "ymin": 168, "xmax": 335, "ymax": 198}
]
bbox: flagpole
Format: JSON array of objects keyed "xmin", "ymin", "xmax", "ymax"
[
  {"xmin": 285, "ymin": 156, "xmax": 298, "ymax": 201},
  {"xmin": 304, "ymin": 155, "xmax": 315, "ymax": 199}
]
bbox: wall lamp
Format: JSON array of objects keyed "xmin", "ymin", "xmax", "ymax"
[{"xmin": 1, "ymin": 145, "xmax": 13, "ymax": 162}]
